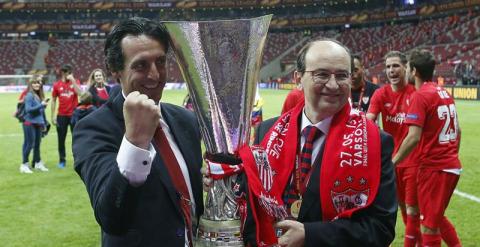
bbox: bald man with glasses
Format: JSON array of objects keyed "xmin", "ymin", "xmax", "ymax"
[{"xmin": 237, "ymin": 39, "xmax": 397, "ymax": 247}]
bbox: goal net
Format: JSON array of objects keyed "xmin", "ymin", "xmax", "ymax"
[
  {"xmin": 0, "ymin": 74, "xmax": 56, "ymax": 93},
  {"xmin": 0, "ymin": 75, "xmax": 32, "ymax": 93}
]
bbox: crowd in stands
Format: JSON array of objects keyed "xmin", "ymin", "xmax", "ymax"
[
  {"xmin": 1, "ymin": 12, "xmax": 479, "ymax": 86},
  {"xmin": 262, "ymin": 32, "xmax": 305, "ymax": 65},
  {"xmin": 45, "ymin": 40, "xmax": 105, "ymax": 83},
  {"xmin": 0, "ymin": 40, "xmax": 39, "ymax": 75}
]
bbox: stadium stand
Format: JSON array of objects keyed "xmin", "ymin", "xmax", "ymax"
[
  {"xmin": 0, "ymin": 2, "xmax": 478, "ymax": 85},
  {"xmin": 45, "ymin": 39, "xmax": 105, "ymax": 83},
  {"xmin": 0, "ymin": 40, "xmax": 39, "ymax": 75}
]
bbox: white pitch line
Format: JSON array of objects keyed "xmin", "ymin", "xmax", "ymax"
[
  {"xmin": 0, "ymin": 133, "xmax": 23, "ymax": 137},
  {"xmin": 0, "ymin": 133, "xmax": 57, "ymax": 137},
  {"xmin": 454, "ymin": 189, "xmax": 480, "ymax": 204}
]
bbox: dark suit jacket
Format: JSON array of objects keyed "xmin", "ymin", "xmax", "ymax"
[
  {"xmin": 73, "ymin": 92, "xmax": 204, "ymax": 247},
  {"xmin": 245, "ymin": 117, "xmax": 397, "ymax": 247},
  {"xmin": 351, "ymin": 80, "xmax": 379, "ymax": 113},
  {"xmin": 88, "ymin": 84, "xmax": 113, "ymax": 107}
]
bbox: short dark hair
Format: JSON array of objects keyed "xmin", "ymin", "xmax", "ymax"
[
  {"xmin": 353, "ymin": 54, "xmax": 362, "ymax": 64},
  {"xmin": 384, "ymin": 51, "xmax": 408, "ymax": 65},
  {"xmin": 104, "ymin": 17, "xmax": 170, "ymax": 73},
  {"xmin": 352, "ymin": 54, "xmax": 363, "ymax": 70},
  {"xmin": 61, "ymin": 64, "xmax": 73, "ymax": 74},
  {"xmin": 296, "ymin": 38, "xmax": 353, "ymax": 73},
  {"xmin": 409, "ymin": 49, "xmax": 435, "ymax": 81}
]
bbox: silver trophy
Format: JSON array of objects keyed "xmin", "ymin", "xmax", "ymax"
[{"xmin": 165, "ymin": 15, "xmax": 271, "ymax": 246}]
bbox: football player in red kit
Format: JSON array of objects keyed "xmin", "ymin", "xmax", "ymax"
[
  {"xmin": 367, "ymin": 51, "xmax": 420, "ymax": 247},
  {"xmin": 51, "ymin": 64, "xmax": 82, "ymax": 168},
  {"xmin": 394, "ymin": 49, "xmax": 462, "ymax": 247}
]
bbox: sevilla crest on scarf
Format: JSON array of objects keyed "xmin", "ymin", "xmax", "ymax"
[
  {"xmin": 331, "ymin": 176, "xmax": 370, "ymax": 215},
  {"xmin": 250, "ymin": 146, "xmax": 288, "ymax": 220},
  {"xmin": 252, "ymin": 146, "xmax": 276, "ymax": 192}
]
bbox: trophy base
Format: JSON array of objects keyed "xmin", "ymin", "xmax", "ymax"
[{"xmin": 196, "ymin": 217, "xmax": 243, "ymax": 246}]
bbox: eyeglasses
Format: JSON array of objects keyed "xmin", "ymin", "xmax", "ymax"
[{"xmin": 304, "ymin": 69, "xmax": 351, "ymax": 85}]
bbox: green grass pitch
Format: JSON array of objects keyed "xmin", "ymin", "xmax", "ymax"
[{"xmin": 0, "ymin": 89, "xmax": 478, "ymax": 246}]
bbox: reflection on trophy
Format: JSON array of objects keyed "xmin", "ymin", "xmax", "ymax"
[{"xmin": 165, "ymin": 15, "xmax": 271, "ymax": 246}]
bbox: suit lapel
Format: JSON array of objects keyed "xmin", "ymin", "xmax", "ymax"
[
  {"xmin": 150, "ymin": 153, "xmax": 183, "ymax": 213},
  {"xmin": 161, "ymin": 104, "xmax": 202, "ymax": 211},
  {"xmin": 109, "ymin": 92, "xmax": 125, "ymax": 121}
]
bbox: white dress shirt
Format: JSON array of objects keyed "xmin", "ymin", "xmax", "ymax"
[
  {"xmin": 116, "ymin": 92, "xmax": 194, "ymax": 246},
  {"xmin": 300, "ymin": 109, "xmax": 333, "ymax": 164}
]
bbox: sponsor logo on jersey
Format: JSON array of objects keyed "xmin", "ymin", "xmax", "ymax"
[
  {"xmin": 406, "ymin": 113, "xmax": 418, "ymax": 120},
  {"xmin": 384, "ymin": 103, "xmax": 392, "ymax": 108},
  {"xmin": 385, "ymin": 112, "xmax": 406, "ymax": 124},
  {"xmin": 60, "ymin": 91, "xmax": 75, "ymax": 98}
]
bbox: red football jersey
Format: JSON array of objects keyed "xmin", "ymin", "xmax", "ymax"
[
  {"xmin": 368, "ymin": 84, "xmax": 417, "ymax": 167},
  {"xmin": 405, "ymin": 82, "xmax": 461, "ymax": 170},
  {"xmin": 18, "ymin": 88, "xmax": 28, "ymax": 101},
  {"xmin": 281, "ymin": 88, "xmax": 304, "ymax": 114},
  {"xmin": 96, "ymin": 87, "xmax": 109, "ymax": 100},
  {"xmin": 52, "ymin": 79, "xmax": 79, "ymax": 116}
]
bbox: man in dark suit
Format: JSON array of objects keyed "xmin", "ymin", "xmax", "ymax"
[
  {"xmin": 73, "ymin": 17, "xmax": 203, "ymax": 247},
  {"xmin": 240, "ymin": 39, "xmax": 397, "ymax": 246},
  {"xmin": 350, "ymin": 55, "xmax": 379, "ymax": 112}
]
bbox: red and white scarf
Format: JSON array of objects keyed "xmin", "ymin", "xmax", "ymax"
[{"xmin": 238, "ymin": 100, "xmax": 381, "ymax": 246}]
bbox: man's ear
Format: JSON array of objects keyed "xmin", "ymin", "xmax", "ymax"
[
  {"xmin": 293, "ymin": 71, "xmax": 302, "ymax": 87},
  {"xmin": 412, "ymin": 67, "xmax": 418, "ymax": 78}
]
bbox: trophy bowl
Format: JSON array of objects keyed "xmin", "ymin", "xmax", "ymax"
[{"xmin": 165, "ymin": 15, "xmax": 272, "ymax": 246}]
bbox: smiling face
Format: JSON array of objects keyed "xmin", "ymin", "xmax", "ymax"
[
  {"xmin": 300, "ymin": 41, "xmax": 351, "ymax": 122},
  {"xmin": 93, "ymin": 70, "xmax": 105, "ymax": 84},
  {"xmin": 115, "ymin": 34, "xmax": 167, "ymax": 103},
  {"xmin": 385, "ymin": 56, "xmax": 406, "ymax": 86},
  {"xmin": 31, "ymin": 80, "xmax": 42, "ymax": 91}
]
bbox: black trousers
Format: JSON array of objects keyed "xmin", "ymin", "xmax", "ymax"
[{"xmin": 56, "ymin": 115, "xmax": 74, "ymax": 163}]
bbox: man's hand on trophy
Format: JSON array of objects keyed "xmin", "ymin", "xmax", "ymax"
[
  {"xmin": 274, "ymin": 220, "xmax": 305, "ymax": 247},
  {"xmin": 201, "ymin": 167, "xmax": 213, "ymax": 192},
  {"xmin": 202, "ymin": 153, "xmax": 244, "ymax": 191},
  {"xmin": 124, "ymin": 91, "xmax": 160, "ymax": 150}
]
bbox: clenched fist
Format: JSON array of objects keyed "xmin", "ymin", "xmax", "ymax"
[{"xmin": 124, "ymin": 91, "xmax": 160, "ymax": 150}]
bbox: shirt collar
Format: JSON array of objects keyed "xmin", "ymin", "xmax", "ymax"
[{"xmin": 301, "ymin": 108, "xmax": 332, "ymax": 135}]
